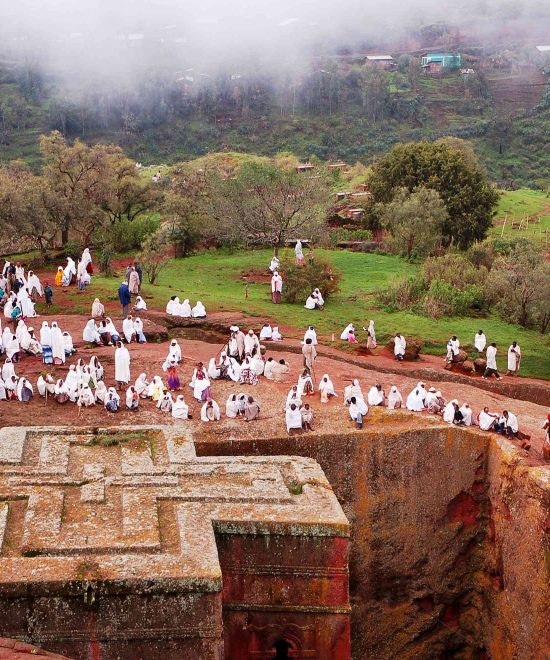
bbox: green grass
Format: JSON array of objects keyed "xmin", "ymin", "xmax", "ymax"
[
  {"xmin": 489, "ymin": 189, "xmax": 550, "ymax": 244},
  {"xmin": 36, "ymin": 247, "xmax": 550, "ymax": 380}
]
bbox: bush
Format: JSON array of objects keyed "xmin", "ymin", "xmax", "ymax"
[
  {"xmin": 102, "ymin": 216, "xmax": 160, "ymax": 253},
  {"xmin": 63, "ymin": 240, "xmax": 81, "ymax": 259},
  {"xmin": 279, "ymin": 253, "xmax": 342, "ymax": 304},
  {"xmin": 326, "ymin": 227, "xmax": 373, "ymax": 247},
  {"xmin": 422, "ymin": 280, "xmax": 486, "ymax": 318}
]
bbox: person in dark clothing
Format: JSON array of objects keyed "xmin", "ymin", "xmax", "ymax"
[
  {"xmin": 134, "ymin": 260, "xmax": 143, "ymax": 287},
  {"xmin": 118, "ymin": 281, "xmax": 131, "ymax": 319},
  {"xmin": 44, "ymin": 282, "xmax": 53, "ymax": 307}
]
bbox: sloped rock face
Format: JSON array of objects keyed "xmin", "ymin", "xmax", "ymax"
[{"xmin": 197, "ymin": 420, "xmax": 550, "ymax": 659}]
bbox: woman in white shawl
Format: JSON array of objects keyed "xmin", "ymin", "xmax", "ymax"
[
  {"xmin": 313, "ymin": 288, "xmax": 324, "ymax": 307},
  {"xmin": 54, "ymin": 379, "xmax": 69, "ymax": 404},
  {"xmin": 172, "ymin": 394, "xmax": 189, "ymax": 420},
  {"xmin": 77, "ymin": 385, "xmax": 95, "ymax": 408},
  {"xmin": 340, "ymin": 323, "xmax": 355, "ymax": 341},
  {"xmin": 2, "ymin": 327, "xmax": 11, "ymax": 353},
  {"xmin": 226, "ymin": 394, "xmax": 240, "ymax": 418},
  {"xmin": 318, "ymin": 374, "xmax": 337, "ymax": 403},
  {"xmin": 157, "ymin": 391, "xmax": 173, "ymax": 412},
  {"xmin": 16, "ymin": 377, "xmax": 33, "ymax": 402},
  {"xmin": 367, "ymin": 384, "xmax": 385, "ymax": 407},
  {"xmin": 62, "ymin": 331, "xmax": 75, "ymax": 357},
  {"xmin": 134, "ymin": 295, "xmax": 147, "ymax": 311},
  {"xmin": 18, "ymin": 288, "xmax": 36, "ymax": 318},
  {"xmin": 297, "ymin": 370, "xmax": 314, "ymax": 398},
  {"xmin": 259, "ymin": 324, "xmax": 273, "ymax": 341},
  {"xmin": 95, "ymin": 381, "xmax": 108, "ymax": 404},
  {"xmin": 393, "ymin": 333, "xmax": 406, "ymax": 360},
  {"xmin": 105, "ymin": 388, "xmax": 120, "ymax": 412},
  {"xmin": 5, "ymin": 334, "xmax": 20, "ymax": 361},
  {"xmin": 89, "ymin": 356, "xmax": 104, "ymax": 382},
  {"xmin": 474, "ymin": 330, "xmax": 486, "ymax": 353},
  {"xmin": 166, "ymin": 296, "xmax": 179, "ymax": 315},
  {"xmin": 192, "ymin": 301, "xmax": 206, "ymax": 318},
  {"xmin": 91, "ymin": 298, "xmax": 105, "ymax": 318},
  {"xmin": 134, "ymin": 318, "xmax": 147, "ymax": 343},
  {"xmin": 39, "ymin": 321, "xmax": 52, "ymax": 347},
  {"xmin": 179, "ymin": 299, "xmax": 192, "ymax": 318},
  {"xmin": 2, "ymin": 358, "xmax": 16, "ymax": 382},
  {"xmin": 83, "ymin": 320, "xmax": 101, "ymax": 345},
  {"xmin": 81, "ymin": 247, "xmax": 92, "ymax": 270},
  {"xmin": 64, "ymin": 365, "xmax": 80, "ymax": 401},
  {"xmin": 201, "ymin": 399, "xmax": 220, "ymax": 422},
  {"xmin": 27, "ymin": 271, "xmax": 43, "ymax": 299},
  {"xmin": 344, "ymin": 379, "xmax": 363, "ymax": 404},
  {"xmin": 191, "ymin": 370, "xmax": 211, "ymax": 402},
  {"xmin": 134, "ymin": 373, "xmax": 149, "ymax": 398},
  {"xmin": 506, "ymin": 342, "xmax": 521, "ymax": 376},
  {"xmin": 303, "ymin": 326, "xmax": 317, "ymax": 345},
  {"xmin": 251, "ymin": 355, "xmax": 265, "ymax": 377},
  {"xmin": 272, "ymin": 326, "xmax": 283, "ymax": 341},
  {"xmin": 114, "ymin": 341, "xmax": 131, "ymax": 387},
  {"xmin": 37, "ymin": 373, "xmax": 56, "ymax": 397},
  {"xmin": 104, "ymin": 318, "xmax": 120, "ymax": 343},
  {"xmin": 63, "ymin": 257, "xmax": 76, "ymax": 286},
  {"xmin": 295, "ymin": 240, "xmax": 304, "ymax": 265},
  {"xmin": 286, "ymin": 403, "xmax": 303, "ymax": 433},
  {"xmin": 15, "ymin": 320, "xmax": 27, "ymax": 344},
  {"xmin": 3, "ymin": 295, "xmax": 14, "ymax": 319},
  {"xmin": 147, "ymin": 376, "xmax": 165, "ymax": 401},
  {"xmin": 0, "ymin": 377, "xmax": 6, "ymax": 401},
  {"xmin": 51, "ymin": 322, "xmax": 65, "ymax": 364},
  {"xmin": 126, "ymin": 386, "xmax": 139, "ymax": 410},
  {"xmin": 122, "ymin": 316, "xmax": 137, "ymax": 343},
  {"xmin": 443, "ymin": 400, "xmax": 459, "ymax": 424},
  {"xmin": 406, "ymin": 385, "xmax": 425, "ymax": 412},
  {"xmin": 168, "ymin": 340, "xmax": 182, "ymax": 363},
  {"xmin": 208, "ymin": 358, "xmax": 221, "ymax": 380},
  {"xmin": 366, "ymin": 320, "xmax": 376, "ymax": 348},
  {"xmin": 387, "ymin": 385, "xmax": 403, "ymax": 410},
  {"xmin": 459, "ymin": 403, "xmax": 474, "ymax": 426}
]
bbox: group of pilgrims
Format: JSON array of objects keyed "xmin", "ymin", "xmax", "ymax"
[{"xmin": 0, "ymin": 247, "xmax": 542, "ymax": 446}]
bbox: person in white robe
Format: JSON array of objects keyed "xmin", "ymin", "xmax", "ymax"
[
  {"xmin": 477, "ymin": 407, "xmax": 499, "ymax": 431},
  {"xmin": 167, "ymin": 340, "xmax": 182, "ymax": 364},
  {"xmin": 37, "ymin": 374, "xmax": 56, "ymax": 397},
  {"xmin": 271, "ymin": 271, "xmax": 283, "ymax": 304},
  {"xmin": 39, "ymin": 321, "xmax": 52, "ymax": 348},
  {"xmin": 180, "ymin": 299, "xmax": 192, "ymax": 318},
  {"xmin": 166, "ymin": 296, "xmax": 179, "ymax": 315},
  {"xmin": 105, "ymin": 388, "xmax": 120, "ymax": 412},
  {"xmin": 394, "ymin": 333, "xmax": 406, "ymax": 360},
  {"xmin": 295, "ymin": 240, "xmax": 304, "ymax": 265},
  {"xmin": 172, "ymin": 394, "xmax": 189, "ymax": 419},
  {"xmin": 406, "ymin": 384, "xmax": 426, "ymax": 412},
  {"xmin": 148, "ymin": 376, "xmax": 165, "ymax": 401},
  {"xmin": 313, "ymin": 289, "xmax": 324, "ymax": 306},
  {"xmin": 443, "ymin": 400, "xmax": 460, "ymax": 424},
  {"xmin": 208, "ymin": 358, "xmax": 221, "ymax": 380},
  {"xmin": 263, "ymin": 358, "xmax": 276, "ymax": 380},
  {"xmin": 425, "ymin": 387, "xmax": 443, "ymax": 414},
  {"xmin": 15, "ymin": 320, "xmax": 27, "ymax": 344},
  {"xmin": 201, "ymin": 399, "xmax": 221, "ymax": 422},
  {"xmin": 459, "ymin": 403, "xmax": 474, "ymax": 426},
  {"xmin": 20, "ymin": 326, "xmax": 41, "ymax": 355},
  {"xmin": 244, "ymin": 330, "xmax": 260, "ymax": 356},
  {"xmin": 17, "ymin": 377, "xmax": 33, "ymax": 402},
  {"xmin": 89, "ymin": 356, "xmax": 104, "ymax": 382},
  {"xmin": 18, "ymin": 288, "xmax": 36, "ymax": 318},
  {"xmin": 62, "ymin": 332, "xmax": 75, "ymax": 357},
  {"xmin": 83, "ymin": 320, "xmax": 101, "ymax": 345},
  {"xmin": 134, "ymin": 296, "xmax": 147, "ymax": 311},
  {"xmin": 318, "ymin": 374, "xmax": 337, "ymax": 403},
  {"xmin": 93, "ymin": 380, "xmax": 107, "ymax": 404},
  {"xmin": 92, "ymin": 298, "xmax": 105, "ymax": 318},
  {"xmin": 366, "ymin": 320, "xmax": 376, "ymax": 348},
  {"xmin": 344, "ymin": 379, "xmax": 363, "ymax": 404},
  {"xmin": 303, "ymin": 326, "xmax": 317, "ymax": 345},
  {"xmin": 340, "ymin": 324, "xmax": 355, "ymax": 341},
  {"xmin": 2, "ymin": 358, "xmax": 16, "ymax": 382},
  {"xmin": 286, "ymin": 386, "xmax": 303, "ymax": 410},
  {"xmin": 190, "ymin": 368, "xmax": 211, "ymax": 401},
  {"xmin": 53, "ymin": 379, "xmax": 68, "ymax": 403},
  {"xmin": 104, "ymin": 318, "xmax": 120, "ymax": 343},
  {"xmin": 134, "ymin": 317, "xmax": 146, "ymax": 343},
  {"xmin": 0, "ymin": 377, "xmax": 6, "ymax": 401},
  {"xmin": 506, "ymin": 342, "xmax": 521, "ymax": 376},
  {"xmin": 474, "ymin": 330, "xmax": 486, "ymax": 353},
  {"xmin": 387, "ymin": 385, "xmax": 403, "ymax": 410},
  {"xmin": 27, "ymin": 271, "xmax": 43, "ymax": 299},
  {"xmin": 126, "ymin": 386, "xmax": 139, "ymax": 410},
  {"xmin": 51, "ymin": 322, "xmax": 65, "ymax": 364},
  {"xmin": 5, "ymin": 375, "xmax": 18, "ymax": 399},
  {"xmin": 446, "ymin": 336, "xmax": 460, "ymax": 363},
  {"xmin": 304, "ymin": 294, "xmax": 320, "ymax": 310},
  {"xmin": 498, "ymin": 410, "xmax": 519, "ymax": 437},
  {"xmin": 134, "ymin": 373, "xmax": 149, "ymax": 398},
  {"xmin": 122, "ymin": 316, "xmax": 137, "ymax": 343},
  {"xmin": 192, "ymin": 301, "xmax": 206, "ymax": 318},
  {"xmin": 272, "ymin": 326, "xmax": 283, "ymax": 341},
  {"xmin": 269, "ymin": 255, "xmax": 280, "ymax": 273},
  {"xmin": 251, "ymin": 355, "xmax": 264, "ymax": 376},
  {"xmin": 114, "ymin": 342, "xmax": 131, "ymax": 387},
  {"xmin": 5, "ymin": 334, "xmax": 20, "ymax": 361},
  {"xmin": 77, "ymin": 385, "xmax": 96, "ymax": 408},
  {"xmin": 286, "ymin": 403, "xmax": 303, "ymax": 433},
  {"xmin": 157, "ymin": 391, "xmax": 174, "ymax": 413},
  {"xmin": 367, "ymin": 384, "xmax": 385, "ymax": 406},
  {"xmin": 483, "ymin": 343, "xmax": 502, "ymax": 380},
  {"xmin": 63, "ymin": 257, "xmax": 76, "ymax": 286},
  {"xmin": 349, "ymin": 397, "xmax": 368, "ymax": 429},
  {"xmin": 297, "ymin": 371, "xmax": 314, "ymax": 398},
  {"xmin": 226, "ymin": 394, "xmax": 240, "ymax": 418},
  {"xmin": 259, "ymin": 324, "xmax": 273, "ymax": 341}
]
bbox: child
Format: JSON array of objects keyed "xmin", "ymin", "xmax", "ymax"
[{"xmin": 44, "ymin": 282, "xmax": 53, "ymax": 307}]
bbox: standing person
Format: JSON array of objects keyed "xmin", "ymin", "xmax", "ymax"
[
  {"xmin": 393, "ymin": 333, "xmax": 406, "ymax": 361},
  {"xmin": 114, "ymin": 341, "xmax": 131, "ymax": 390},
  {"xmin": 474, "ymin": 330, "xmax": 486, "ymax": 353},
  {"xmin": 543, "ymin": 414, "xmax": 550, "ymax": 462},
  {"xmin": 128, "ymin": 267, "xmax": 140, "ymax": 296},
  {"xmin": 483, "ymin": 343, "xmax": 502, "ymax": 380},
  {"xmin": 271, "ymin": 271, "xmax": 283, "ymax": 304},
  {"xmin": 302, "ymin": 337, "xmax": 317, "ymax": 375},
  {"xmin": 133, "ymin": 260, "xmax": 143, "ymax": 289},
  {"xmin": 506, "ymin": 341, "xmax": 521, "ymax": 376},
  {"xmin": 295, "ymin": 239, "xmax": 305, "ymax": 265},
  {"xmin": 118, "ymin": 281, "xmax": 131, "ymax": 320},
  {"xmin": 44, "ymin": 282, "xmax": 53, "ymax": 308},
  {"xmin": 446, "ymin": 336, "xmax": 460, "ymax": 364}
]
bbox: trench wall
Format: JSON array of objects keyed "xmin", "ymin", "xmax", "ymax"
[{"xmin": 196, "ymin": 422, "xmax": 550, "ymax": 659}]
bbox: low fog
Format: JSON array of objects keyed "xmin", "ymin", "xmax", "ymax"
[{"xmin": 1, "ymin": 0, "xmax": 550, "ymax": 86}]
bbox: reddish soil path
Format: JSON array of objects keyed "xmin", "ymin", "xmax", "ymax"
[{"xmin": 2, "ymin": 311, "xmax": 549, "ymax": 465}]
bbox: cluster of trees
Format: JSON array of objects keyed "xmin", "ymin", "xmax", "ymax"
[{"xmin": 379, "ymin": 238, "xmax": 550, "ymax": 332}]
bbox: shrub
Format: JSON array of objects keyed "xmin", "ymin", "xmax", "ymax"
[
  {"xmin": 279, "ymin": 253, "xmax": 342, "ymax": 304},
  {"xmin": 326, "ymin": 228, "xmax": 373, "ymax": 247},
  {"xmin": 102, "ymin": 216, "xmax": 160, "ymax": 253}
]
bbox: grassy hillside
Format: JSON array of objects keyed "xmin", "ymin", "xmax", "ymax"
[
  {"xmin": 37, "ymin": 248, "xmax": 550, "ymax": 380},
  {"xmin": 490, "ymin": 189, "xmax": 550, "ymax": 245}
]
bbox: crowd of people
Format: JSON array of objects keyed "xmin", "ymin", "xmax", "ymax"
[{"xmin": 0, "ymin": 249, "xmax": 547, "ymax": 453}]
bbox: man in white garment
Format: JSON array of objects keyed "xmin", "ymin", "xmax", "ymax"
[
  {"xmin": 394, "ymin": 333, "xmax": 406, "ymax": 361},
  {"xmin": 349, "ymin": 396, "xmax": 369, "ymax": 429},
  {"xmin": 271, "ymin": 271, "xmax": 283, "ymax": 304},
  {"xmin": 303, "ymin": 326, "xmax": 317, "ymax": 345},
  {"xmin": 496, "ymin": 410, "xmax": 519, "ymax": 437},
  {"xmin": 506, "ymin": 341, "xmax": 521, "ymax": 376},
  {"xmin": 285, "ymin": 403, "xmax": 303, "ymax": 434},
  {"xmin": 367, "ymin": 384, "xmax": 385, "ymax": 406},
  {"xmin": 483, "ymin": 343, "xmax": 502, "ymax": 380},
  {"xmin": 114, "ymin": 341, "xmax": 131, "ymax": 389},
  {"xmin": 474, "ymin": 330, "xmax": 486, "ymax": 353},
  {"xmin": 446, "ymin": 336, "xmax": 460, "ymax": 364}
]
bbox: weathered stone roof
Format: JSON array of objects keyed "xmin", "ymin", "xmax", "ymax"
[{"xmin": 0, "ymin": 426, "xmax": 349, "ymax": 594}]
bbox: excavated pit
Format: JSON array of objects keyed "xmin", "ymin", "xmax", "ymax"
[{"xmin": 196, "ymin": 421, "xmax": 550, "ymax": 659}]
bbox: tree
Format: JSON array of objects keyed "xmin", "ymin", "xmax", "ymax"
[
  {"xmin": 160, "ymin": 191, "xmax": 203, "ymax": 258},
  {"xmin": 486, "ymin": 241, "xmax": 550, "ymax": 329},
  {"xmin": 139, "ymin": 229, "xmax": 170, "ymax": 285},
  {"xmin": 203, "ymin": 161, "xmax": 330, "ymax": 255},
  {"xmin": 379, "ymin": 188, "xmax": 448, "ymax": 260},
  {"xmin": 361, "ymin": 69, "xmax": 390, "ymax": 122},
  {"xmin": 367, "ymin": 141, "xmax": 500, "ymax": 249},
  {"xmin": 279, "ymin": 253, "xmax": 342, "ymax": 304}
]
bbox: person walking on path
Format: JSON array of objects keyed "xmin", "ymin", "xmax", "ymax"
[{"xmin": 118, "ymin": 281, "xmax": 131, "ymax": 320}]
